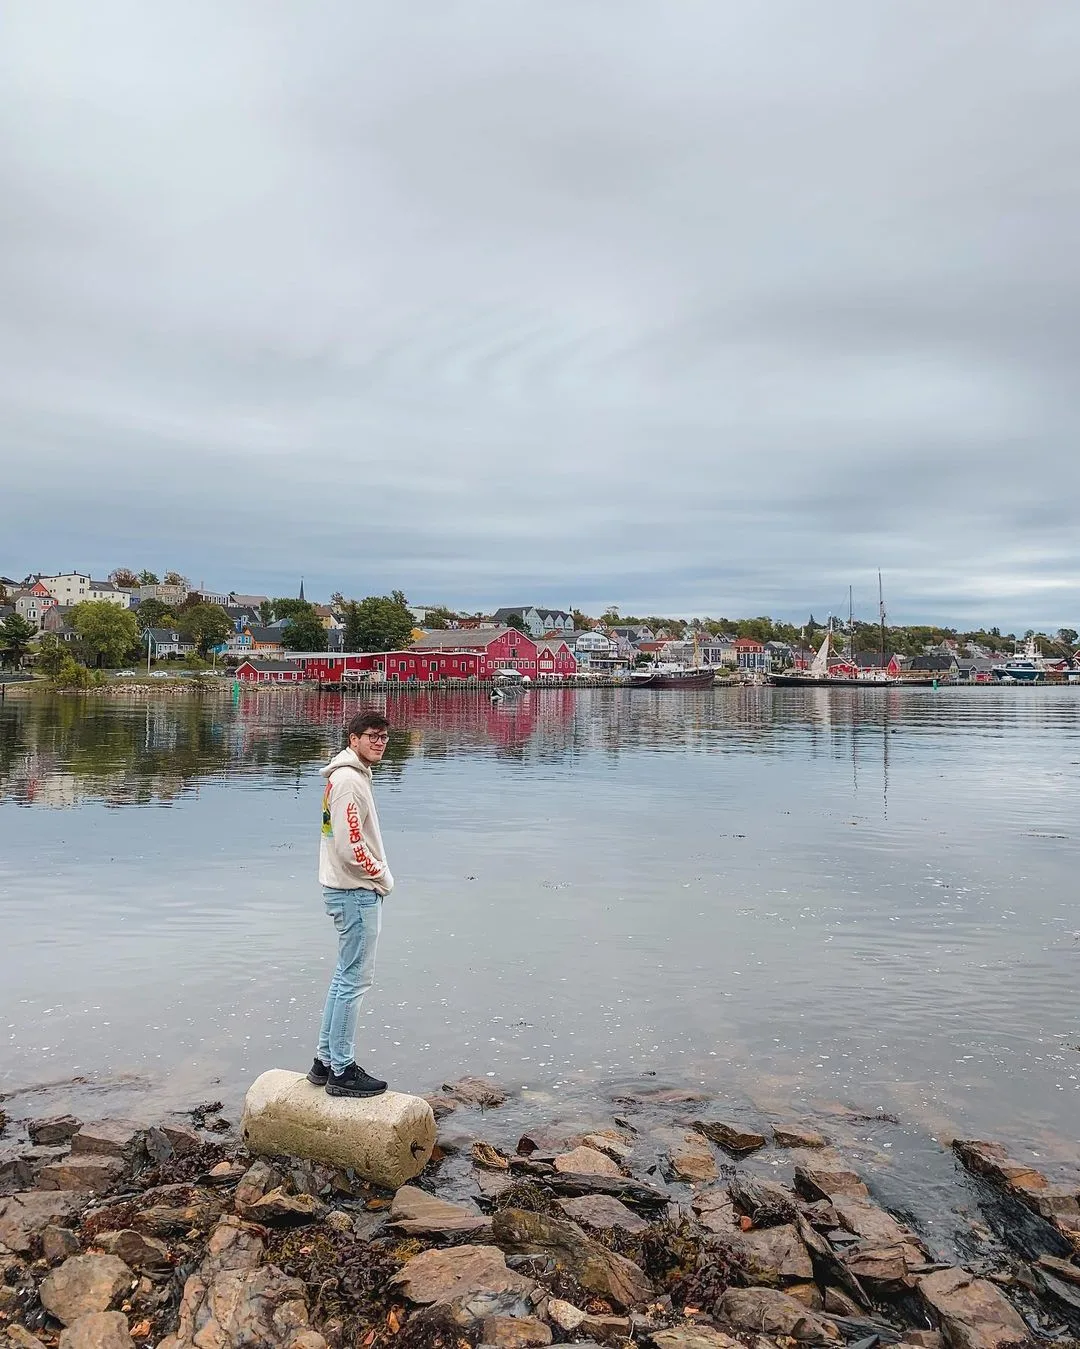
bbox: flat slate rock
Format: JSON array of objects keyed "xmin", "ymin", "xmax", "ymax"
[
  {"xmin": 492, "ymin": 1207, "xmax": 652, "ymax": 1310},
  {"xmin": 390, "ymin": 1185, "xmax": 491, "ymax": 1237},
  {"xmin": 773, "ymin": 1123, "xmax": 829, "ymax": 1149},
  {"xmin": 655, "ymin": 1128, "xmax": 718, "ymax": 1183},
  {"xmin": 70, "ymin": 1121, "xmax": 144, "ymax": 1159},
  {"xmin": 918, "ymin": 1267, "xmax": 1029, "ymax": 1349},
  {"xmin": 37, "ymin": 1155, "xmax": 126, "ymax": 1194},
  {"xmin": 556, "ymin": 1193, "xmax": 649, "ymax": 1234},
  {"xmin": 389, "ymin": 1244, "xmax": 536, "ymax": 1306},
  {"xmin": 0, "ymin": 1190, "xmax": 85, "ymax": 1254},
  {"xmin": 693, "ymin": 1120, "xmax": 767, "ymax": 1155},
  {"xmin": 553, "ymin": 1146, "xmax": 622, "ymax": 1177},
  {"xmin": 28, "ymin": 1115, "xmax": 82, "ymax": 1146}
]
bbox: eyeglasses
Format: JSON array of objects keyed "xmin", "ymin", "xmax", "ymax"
[{"xmin": 363, "ymin": 732, "xmax": 390, "ymax": 744}]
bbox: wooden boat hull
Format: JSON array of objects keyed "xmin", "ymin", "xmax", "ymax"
[{"xmin": 632, "ymin": 669, "xmax": 716, "ymax": 689}]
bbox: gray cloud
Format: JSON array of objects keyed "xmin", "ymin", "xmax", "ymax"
[{"xmin": 1, "ymin": 0, "xmax": 1078, "ymax": 631}]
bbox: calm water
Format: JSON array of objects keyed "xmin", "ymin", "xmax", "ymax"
[{"xmin": 1, "ymin": 685, "xmax": 1078, "ymax": 1163}]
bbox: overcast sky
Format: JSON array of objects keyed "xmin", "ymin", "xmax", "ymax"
[{"xmin": 2, "ymin": 3, "xmax": 1077, "ymax": 631}]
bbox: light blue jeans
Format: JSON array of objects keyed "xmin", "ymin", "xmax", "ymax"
[{"xmin": 317, "ymin": 886, "xmax": 382, "ymax": 1075}]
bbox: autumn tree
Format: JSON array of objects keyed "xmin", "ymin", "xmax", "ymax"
[{"xmin": 108, "ymin": 568, "xmax": 140, "ymax": 589}]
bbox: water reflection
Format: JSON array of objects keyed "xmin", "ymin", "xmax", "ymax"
[
  {"xmin": 2, "ymin": 685, "xmax": 1079, "ymax": 1155},
  {"xmin": 4, "ymin": 684, "xmax": 1056, "ymax": 807}
]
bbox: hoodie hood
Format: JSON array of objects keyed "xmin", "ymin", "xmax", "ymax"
[{"xmin": 319, "ymin": 747, "xmax": 371, "ymax": 779}]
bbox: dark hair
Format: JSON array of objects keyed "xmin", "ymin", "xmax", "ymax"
[{"xmin": 347, "ymin": 710, "xmax": 390, "ymax": 741}]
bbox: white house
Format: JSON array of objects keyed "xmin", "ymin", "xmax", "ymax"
[
  {"xmin": 39, "ymin": 574, "xmax": 132, "ymax": 608},
  {"xmin": 491, "ymin": 606, "xmax": 574, "ymax": 638}
]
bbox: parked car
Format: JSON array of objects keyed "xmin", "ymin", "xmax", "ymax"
[{"xmin": 115, "ymin": 670, "xmax": 137, "ymax": 678}]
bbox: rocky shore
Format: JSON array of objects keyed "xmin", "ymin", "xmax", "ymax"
[{"xmin": 2, "ymin": 1079, "xmax": 1079, "ymax": 1349}]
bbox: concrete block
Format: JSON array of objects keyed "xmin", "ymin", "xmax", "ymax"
[{"xmin": 240, "ymin": 1070, "xmax": 436, "ymax": 1189}]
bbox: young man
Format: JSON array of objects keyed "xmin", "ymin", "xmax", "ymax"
[{"xmin": 307, "ymin": 710, "xmax": 394, "ymax": 1098}]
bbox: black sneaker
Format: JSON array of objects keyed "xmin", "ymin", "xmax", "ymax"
[
  {"xmin": 325, "ymin": 1063, "xmax": 387, "ymax": 1098},
  {"xmin": 306, "ymin": 1057, "xmax": 330, "ymax": 1086}
]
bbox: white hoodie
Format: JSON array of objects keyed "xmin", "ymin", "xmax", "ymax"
[{"xmin": 318, "ymin": 747, "xmax": 394, "ymax": 895}]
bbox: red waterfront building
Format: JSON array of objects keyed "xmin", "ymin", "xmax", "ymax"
[{"xmin": 294, "ymin": 627, "xmax": 576, "ymax": 684}]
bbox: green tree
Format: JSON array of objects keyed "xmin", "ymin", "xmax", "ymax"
[
  {"xmin": 503, "ymin": 612, "xmax": 526, "ymax": 633},
  {"xmin": 0, "ymin": 614, "xmax": 36, "ymax": 666},
  {"xmin": 339, "ymin": 600, "xmax": 363, "ymax": 651},
  {"xmin": 135, "ymin": 598, "xmax": 176, "ymax": 630},
  {"xmin": 1057, "ymin": 628, "xmax": 1078, "ymax": 648},
  {"xmin": 71, "ymin": 601, "xmax": 140, "ymax": 667},
  {"xmin": 270, "ymin": 597, "xmax": 315, "ymax": 623},
  {"xmin": 421, "ymin": 605, "xmax": 457, "ymax": 630},
  {"xmin": 138, "ymin": 570, "xmax": 159, "ymax": 585},
  {"xmin": 51, "ymin": 653, "xmax": 94, "ymax": 689},
  {"xmin": 345, "ymin": 593, "xmax": 416, "ymax": 652},
  {"xmin": 178, "ymin": 602, "xmax": 233, "ymax": 657},
  {"xmin": 282, "ymin": 613, "xmax": 327, "ymax": 651},
  {"xmin": 600, "ymin": 607, "xmax": 620, "ymax": 626},
  {"xmin": 35, "ymin": 634, "xmax": 67, "ymax": 679}
]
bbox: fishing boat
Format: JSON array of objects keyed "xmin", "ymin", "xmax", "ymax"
[{"xmin": 991, "ymin": 636, "xmax": 1049, "ymax": 683}]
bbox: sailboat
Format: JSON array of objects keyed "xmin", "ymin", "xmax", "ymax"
[{"xmin": 769, "ymin": 576, "xmax": 901, "ymax": 687}]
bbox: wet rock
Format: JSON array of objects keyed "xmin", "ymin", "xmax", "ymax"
[
  {"xmin": 692, "ymin": 1121, "xmax": 767, "ymax": 1157},
  {"xmin": 475, "ymin": 1170, "xmax": 516, "ymax": 1200},
  {"xmin": 441, "ymin": 1288, "xmax": 539, "ymax": 1327},
  {"xmin": 556, "ymin": 1193, "xmax": 649, "ymax": 1233},
  {"xmin": 0, "ymin": 1190, "xmax": 85, "ymax": 1254},
  {"xmin": 918, "ymin": 1267, "xmax": 1029, "ymax": 1349},
  {"xmin": 389, "ymin": 1186, "xmax": 491, "ymax": 1237},
  {"xmin": 656, "ymin": 1129, "xmax": 718, "ymax": 1184},
  {"xmin": 650, "ymin": 1329, "xmax": 744, "ymax": 1349},
  {"xmin": 389, "ymin": 1244, "xmax": 537, "ymax": 1306},
  {"xmin": 718, "ymin": 1287, "xmax": 841, "ymax": 1342},
  {"xmin": 39, "ymin": 1253, "xmax": 135, "ymax": 1326},
  {"xmin": 491, "ymin": 1207, "xmax": 653, "ymax": 1309},
  {"xmin": 37, "ymin": 1155, "xmax": 126, "ymax": 1195},
  {"xmin": 951, "ymin": 1139, "xmax": 1047, "ymax": 1192},
  {"xmin": 693, "ymin": 1186, "xmax": 738, "ymax": 1233},
  {"xmin": 245, "ymin": 1188, "xmax": 326, "ymax": 1226},
  {"xmin": 773, "ymin": 1124, "xmax": 828, "ymax": 1149},
  {"xmin": 57, "ymin": 1312, "xmax": 135, "ymax": 1349},
  {"xmin": 792, "ymin": 1159, "xmax": 870, "ymax": 1202},
  {"xmin": 240, "ymin": 1070, "xmax": 436, "ymax": 1188},
  {"xmin": 43, "ymin": 1223, "xmax": 81, "ymax": 1262},
  {"xmin": 480, "ymin": 1314, "xmax": 552, "ymax": 1348},
  {"xmin": 29, "ymin": 1116, "xmax": 82, "ymax": 1147},
  {"xmin": 94, "ymin": 1229, "xmax": 173, "ymax": 1274},
  {"xmin": 441, "ymin": 1077, "xmax": 510, "ymax": 1110},
  {"xmin": 425, "ymin": 1095, "xmax": 459, "ymax": 1120},
  {"xmin": 581, "ymin": 1132, "xmax": 634, "ymax": 1164},
  {"xmin": 160, "ymin": 1263, "xmax": 327, "ymax": 1349},
  {"xmin": 70, "ymin": 1122, "xmax": 144, "ymax": 1161},
  {"xmin": 719, "ymin": 1222, "xmax": 813, "ymax": 1285},
  {"xmin": 1037, "ymin": 1253, "xmax": 1080, "ymax": 1287},
  {"xmin": 508, "ymin": 1160, "xmax": 668, "ymax": 1211},
  {"xmin": 553, "ymin": 1146, "xmax": 622, "ymax": 1178}
]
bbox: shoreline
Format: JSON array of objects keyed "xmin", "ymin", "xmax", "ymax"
[{"xmin": 3, "ymin": 1071, "xmax": 1079, "ymax": 1349}]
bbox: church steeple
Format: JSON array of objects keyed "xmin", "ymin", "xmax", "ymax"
[{"xmin": 299, "ymin": 577, "xmax": 305, "ymax": 602}]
